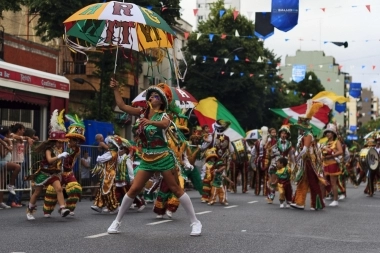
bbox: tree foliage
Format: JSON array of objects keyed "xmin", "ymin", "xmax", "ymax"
[
  {"xmin": 182, "ymin": 0, "xmax": 324, "ymax": 131},
  {"xmin": 0, "ymin": 0, "xmax": 26, "ymax": 18}
]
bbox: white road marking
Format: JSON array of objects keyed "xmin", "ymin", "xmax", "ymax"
[
  {"xmin": 196, "ymin": 211, "xmax": 212, "ymax": 215},
  {"xmin": 224, "ymin": 205, "xmax": 238, "ymax": 209},
  {"xmin": 241, "ymin": 230, "xmax": 247, "ymax": 232},
  {"xmin": 248, "ymin": 201, "xmax": 258, "ymax": 204},
  {"xmin": 147, "ymin": 220, "xmax": 173, "ymax": 225},
  {"xmin": 85, "ymin": 233, "xmax": 109, "ymax": 238}
]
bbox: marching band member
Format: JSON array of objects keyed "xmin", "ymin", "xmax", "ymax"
[
  {"xmin": 362, "ymin": 138, "xmax": 379, "ymax": 197},
  {"xmin": 201, "ymin": 148, "xmax": 218, "ymax": 203},
  {"xmin": 291, "ymin": 101, "xmax": 326, "ymax": 211},
  {"xmin": 252, "ymin": 126, "xmax": 270, "ymax": 196}
]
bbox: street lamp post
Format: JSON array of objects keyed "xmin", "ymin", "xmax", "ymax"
[{"xmin": 73, "ymin": 77, "xmax": 101, "ymax": 120}]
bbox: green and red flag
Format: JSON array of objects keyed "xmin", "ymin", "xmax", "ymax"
[
  {"xmin": 270, "ymin": 103, "xmax": 331, "ymax": 135},
  {"xmin": 194, "ymin": 97, "xmax": 245, "ymax": 141}
]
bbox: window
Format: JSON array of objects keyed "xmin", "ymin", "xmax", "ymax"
[{"xmin": 0, "ymin": 109, "xmax": 33, "ymax": 128}]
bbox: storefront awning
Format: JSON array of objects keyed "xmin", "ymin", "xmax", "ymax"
[{"xmin": 0, "ymin": 61, "xmax": 70, "ymax": 99}]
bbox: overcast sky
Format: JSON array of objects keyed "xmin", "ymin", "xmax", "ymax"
[{"xmin": 180, "ymin": 0, "xmax": 380, "ymax": 97}]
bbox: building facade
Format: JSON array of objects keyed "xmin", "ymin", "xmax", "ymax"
[
  {"xmin": 279, "ymin": 50, "xmax": 348, "ymax": 126},
  {"xmin": 196, "ymin": 0, "xmax": 241, "ymax": 23},
  {"xmin": 0, "ymin": 7, "xmax": 69, "ymax": 139}
]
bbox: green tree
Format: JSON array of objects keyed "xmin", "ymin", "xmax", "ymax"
[
  {"xmin": 0, "ymin": 0, "xmax": 26, "ymax": 18},
  {"xmin": 183, "ymin": 0, "xmax": 294, "ymax": 130}
]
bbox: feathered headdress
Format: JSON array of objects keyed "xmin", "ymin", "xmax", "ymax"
[
  {"xmin": 48, "ymin": 109, "xmax": 67, "ymax": 141},
  {"xmin": 294, "ymin": 100, "xmax": 323, "ymax": 130},
  {"xmin": 278, "ymin": 117, "xmax": 291, "ymax": 135},
  {"xmin": 305, "ymin": 100, "xmax": 323, "ymax": 119},
  {"xmin": 65, "ymin": 114, "xmax": 86, "ymax": 143}
]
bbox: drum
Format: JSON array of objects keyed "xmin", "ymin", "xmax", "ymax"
[
  {"xmin": 359, "ymin": 148, "xmax": 379, "ymax": 172},
  {"xmin": 232, "ymin": 139, "xmax": 248, "ymax": 163}
]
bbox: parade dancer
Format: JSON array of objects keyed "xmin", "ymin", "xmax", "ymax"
[
  {"xmin": 320, "ymin": 123, "xmax": 343, "ymax": 207},
  {"xmin": 91, "ymin": 136, "xmax": 119, "ymax": 213},
  {"xmin": 272, "ymin": 157, "xmax": 292, "ymax": 208},
  {"xmin": 267, "ymin": 120, "xmax": 294, "ymax": 204},
  {"xmin": 201, "ymin": 120, "xmax": 234, "ymax": 198},
  {"xmin": 114, "ymin": 141, "xmax": 145, "ymax": 213},
  {"xmin": 201, "ymin": 148, "xmax": 218, "ymax": 203},
  {"xmin": 291, "ymin": 101, "xmax": 326, "ymax": 211},
  {"xmin": 43, "ymin": 114, "xmax": 84, "ymax": 217},
  {"xmin": 25, "ymin": 109, "xmax": 70, "ymax": 220},
  {"xmin": 252, "ymin": 126, "xmax": 270, "ymax": 196},
  {"xmin": 107, "ymin": 79, "xmax": 202, "ymax": 236},
  {"xmin": 208, "ymin": 160, "xmax": 234, "ymax": 206}
]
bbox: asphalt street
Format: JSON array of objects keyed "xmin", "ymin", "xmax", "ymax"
[{"xmin": 1, "ymin": 183, "xmax": 380, "ymax": 253}]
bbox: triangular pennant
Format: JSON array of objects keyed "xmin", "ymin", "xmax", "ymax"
[
  {"xmin": 245, "ymin": 57, "xmax": 250, "ymax": 62},
  {"xmin": 184, "ymin": 32, "xmax": 189, "ymax": 40},
  {"xmin": 293, "ymin": 91, "xmax": 297, "ymax": 95},
  {"xmin": 233, "ymin": 10, "xmax": 239, "ymax": 20},
  {"xmin": 147, "ymin": 6, "xmax": 153, "ymax": 10},
  {"xmin": 271, "ymin": 87, "xmax": 275, "ymax": 93},
  {"xmin": 327, "ymin": 78, "xmax": 330, "ymax": 81},
  {"xmin": 286, "ymin": 89, "xmax": 290, "ymax": 94},
  {"xmin": 302, "ymin": 92, "xmax": 306, "ymax": 96},
  {"xmin": 192, "ymin": 55, "xmax": 196, "ymax": 61},
  {"xmin": 362, "ymin": 65, "xmax": 365, "ymax": 69},
  {"xmin": 257, "ymin": 56, "xmax": 263, "ymax": 63},
  {"xmin": 373, "ymin": 65, "xmax": 376, "ymax": 70},
  {"xmin": 234, "ymin": 55, "xmax": 239, "ymax": 61},
  {"xmin": 280, "ymin": 89, "xmax": 282, "ymax": 92},
  {"xmin": 220, "ymin": 71, "xmax": 225, "ymax": 75},
  {"xmin": 259, "ymin": 74, "xmax": 264, "ymax": 77},
  {"xmin": 308, "ymin": 75, "xmax": 312, "ymax": 80},
  {"xmin": 214, "ymin": 57, "xmax": 218, "ymax": 62},
  {"xmin": 366, "ymin": 5, "xmax": 371, "ymax": 12},
  {"xmin": 224, "ymin": 58, "xmax": 229, "ymax": 64},
  {"xmin": 219, "ymin": 10, "xmax": 225, "ymax": 17},
  {"xmin": 285, "ymin": 39, "xmax": 289, "ymax": 41},
  {"xmin": 336, "ymin": 79, "xmax": 340, "ymax": 82},
  {"xmin": 249, "ymin": 74, "xmax": 254, "ymax": 77},
  {"xmin": 319, "ymin": 65, "xmax": 323, "ymax": 68},
  {"xmin": 209, "ymin": 33, "xmax": 214, "ymax": 42},
  {"xmin": 235, "ymin": 30, "xmax": 240, "ymax": 37},
  {"xmin": 309, "ymin": 93, "xmax": 313, "ymax": 97},
  {"xmin": 196, "ymin": 33, "xmax": 202, "ymax": 40},
  {"xmin": 338, "ymin": 65, "xmax": 343, "ymax": 70},
  {"xmin": 202, "ymin": 56, "xmax": 206, "ymax": 63},
  {"xmin": 240, "ymin": 72, "xmax": 244, "ymax": 76},
  {"xmin": 193, "ymin": 9, "xmax": 198, "ymax": 16},
  {"xmin": 221, "ymin": 34, "xmax": 227, "ymax": 39},
  {"xmin": 230, "ymin": 72, "xmax": 234, "ymax": 76},
  {"xmin": 321, "ymin": 8, "xmax": 326, "ymax": 12}
]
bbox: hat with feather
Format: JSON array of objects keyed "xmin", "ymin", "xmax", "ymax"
[
  {"xmin": 65, "ymin": 114, "xmax": 85, "ymax": 143},
  {"xmin": 278, "ymin": 117, "xmax": 291, "ymax": 135},
  {"xmin": 48, "ymin": 109, "xmax": 67, "ymax": 141},
  {"xmin": 294, "ymin": 100, "xmax": 323, "ymax": 130}
]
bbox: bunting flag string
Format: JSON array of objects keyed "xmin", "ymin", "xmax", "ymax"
[{"xmin": 185, "ymin": 30, "xmax": 380, "ymax": 44}]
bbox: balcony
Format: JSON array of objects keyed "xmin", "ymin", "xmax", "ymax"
[{"xmin": 63, "ymin": 61, "xmax": 97, "ymax": 76}]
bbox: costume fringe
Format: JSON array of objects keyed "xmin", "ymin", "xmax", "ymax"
[
  {"xmin": 43, "ymin": 185, "xmax": 58, "ymax": 214},
  {"xmin": 65, "ymin": 182, "xmax": 82, "ymax": 211}
]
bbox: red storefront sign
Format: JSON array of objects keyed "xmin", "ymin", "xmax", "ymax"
[{"xmin": 0, "ymin": 68, "xmax": 69, "ymax": 92}]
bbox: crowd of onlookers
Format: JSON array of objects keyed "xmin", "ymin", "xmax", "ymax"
[{"xmin": 0, "ymin": 123, "xmax": 39, "ymax": 209}]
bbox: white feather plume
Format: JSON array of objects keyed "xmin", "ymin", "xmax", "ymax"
[{"xmin": 49, "ymin": 109, "xmax": 66, "ymax": 132}]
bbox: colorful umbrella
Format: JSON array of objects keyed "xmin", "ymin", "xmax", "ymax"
[
  {"xmin": 194, "ymin": 97, "xmax": 245, "ymax": 141},
  {"xmin": 63, "ymin": 1, "xmax": 175, "ymax": 53},
  {"xmin": 132, "ymin": 86, "xmax": 198, "ymax": 109}
]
